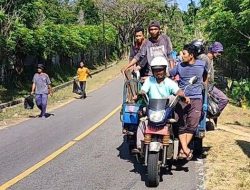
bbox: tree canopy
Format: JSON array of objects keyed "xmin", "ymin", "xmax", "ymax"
[{"xmin": 0, "ymin": 0, "xmax": 249, "ymax": 105}]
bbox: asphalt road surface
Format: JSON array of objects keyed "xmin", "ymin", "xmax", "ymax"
[{"xmin": 0, "ymin": 76, "xmax": 204, "ymax": 190}]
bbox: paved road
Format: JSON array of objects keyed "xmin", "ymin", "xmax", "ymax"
[{"xmin": 0, "ymin": 76, "xmax": 203, "ymax": 190}]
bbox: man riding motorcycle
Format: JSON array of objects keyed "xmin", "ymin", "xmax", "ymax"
[{"xmin": 132, "ymin": 56, "xmax": 190, "ymax": 154}]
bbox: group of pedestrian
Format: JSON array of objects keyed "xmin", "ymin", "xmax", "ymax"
[
  {"xmin": 31, "ymin": 61, "xmax": 92, "ymax": 118},
  {"xmin": 122, "ymin": 20, "xmax": 229, "ymax": 160}
]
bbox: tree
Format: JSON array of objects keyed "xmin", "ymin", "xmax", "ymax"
[
  {"xmin": 77, "ymin": 0, "xmax": 100, "ymax": 25},
  {"xmin": 198, "ymin": 0, "xmax": 250, "ymax": 78},
  {"xmin": 94, "ymin": 0, "xmax": 166, "ymax": 56},
  {"xmin": 163, "ymin": 3, "xmax": 187, "ymax": 51},
  {"xmin": 0, "ymin": 0, "xmax": 118, "ymax": 87}
]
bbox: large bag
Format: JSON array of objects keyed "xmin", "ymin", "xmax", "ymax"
[
  {"xmin": 207, "ymin": 93, "xmax": 220, "ymax": 118},
  {"xmin": 72, "ymin": 79, "xmax": 82, "ymax": 95},
  {"xmin": 24, "ymin": 95, "xmax": 34, "ymax": 109},
  {"xmin": 122, "ymin": 104, "xmax": 140, "ymax": 125}
]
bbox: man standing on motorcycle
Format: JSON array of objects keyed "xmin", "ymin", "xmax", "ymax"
[
  {"xmin": 132, "ymin": 56, "xmax": 190, "ymax": 153},
  {"xmin": 124, "ymin": 27, "xmax": 146, "ymax": 103},
  {"xmin": 129, "ymin": 27, "xmax": 148, "ymax": 80},
  {"xmin": 129, "ymin": 27, "xmax": 146, "ymax": 62},
  {"xmin": 169, "ymin": 44, "xmax": 208, "ymax": 160},
  {"xmin": 121, "ymin": 21, "xmax": 174, "ymax": 77},
  {"xmin": 192, "ymin": 40, "xmax": 229, "ymax": 115}
]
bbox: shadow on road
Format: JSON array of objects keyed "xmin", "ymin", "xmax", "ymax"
[
  {"xmin": 172, "ymin": 159, "xmax": 189, "ymax": 173},
  {"xmin": 236, "ymin": 140, "xmax": 250, "ymax": 158},
  {"xmin": 116, "ymin": 136, "xmax": 202, "ymax": 186},
  {"xmin": 116, "ymin": 137, "xmax": 147, "ymax": 184},
  {"xmin": 29, "ymin": 113, "xmax": 55, "ymax": 118},
  {"xmin": 74, "ymin": 95, "xmax": 91, "ymax": 100},
  {"xmin": 44, "ymin": 113, "xmax": 55, "ymax": 118}
]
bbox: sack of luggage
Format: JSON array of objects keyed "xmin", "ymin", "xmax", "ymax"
[
  {"xmin": 122, "ymin": 104, "xmax": 140, "ymax": 125},
  {"xmin": 207, "ymin": 93, "xmax": 220, "ymax": 118},
  {"xmin": 24, "ymin": 95, "xmax": 34, "ymax": 109},
  {"xmin": 72, "ymin": 79, "xmax": 82, "ymax": 95}
]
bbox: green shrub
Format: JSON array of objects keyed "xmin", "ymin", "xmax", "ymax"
[{"xmin": 231, "ymin": 79, "xmax": 250, "ymax": 107}]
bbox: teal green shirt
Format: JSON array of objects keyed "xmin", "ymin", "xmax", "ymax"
[{"xmin": 141, "ymin": 76, "xmax": 179, "ymax": 99}]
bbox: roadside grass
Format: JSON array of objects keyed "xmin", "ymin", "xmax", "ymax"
[
  {"xmin": 0, "ymin": 64, "xmax": 76, "ymax": 103},
  {"xmin": 219, "ymin": 104, "xmax": 250, "ymax": 127},
  {"xmin": 0, "ymin": 60, "xmax": 126, "ymax": 127},
  {"xmin": 204, "ymin": 104, "xmax": 250, "ymax": 190}
]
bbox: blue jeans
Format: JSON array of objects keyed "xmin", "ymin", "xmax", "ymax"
[{"xmin": 35, "ymin": 94, "xmax": 48, "ymax": 117}]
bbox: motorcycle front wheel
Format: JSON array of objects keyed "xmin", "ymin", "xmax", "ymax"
[{"xmin": 147, "ymin": 152, "xmax": 160, "ymax": 187}]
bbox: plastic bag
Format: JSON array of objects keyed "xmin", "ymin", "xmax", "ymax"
[
  {"xmin": 72, "ymin": 80, "xmax": 82, "ymax": 95},
  {"xmin": 24, "ymin": 95, "xmax": 34, "ymax": 109}
]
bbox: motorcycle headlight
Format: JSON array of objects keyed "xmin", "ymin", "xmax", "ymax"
[{"xmin": 149, "ymin": 110, "xmax": 165, "ymax": 123}]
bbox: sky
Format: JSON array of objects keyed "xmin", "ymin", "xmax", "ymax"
[{"xmin": 176, "ymin": 0, "xmax": 200, "ymax": 11}]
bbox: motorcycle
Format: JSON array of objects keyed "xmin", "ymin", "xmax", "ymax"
[
  {"xmin": 133, "ymin": 76, "xmax": 212, "ymax": 186},
  {"xmin": 137, "ymin": 95, "xmax": 180, "ymax": 187}
]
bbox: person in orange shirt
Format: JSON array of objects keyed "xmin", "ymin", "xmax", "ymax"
[{"xmin": 77, "ymin": 61, "xmax": 92, "ymax": 99}]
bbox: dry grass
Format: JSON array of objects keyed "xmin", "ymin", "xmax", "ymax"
[
  {"xmin": 204, "ymin": 104, "xmax": 250, "ymax": 190},
  {"xmin": 219, "ymin": 104, "xmax": 250, "ymax": 127},
  {"xmin": 0, "ymin": 60, "xmax": 126, "ymax": 128}
]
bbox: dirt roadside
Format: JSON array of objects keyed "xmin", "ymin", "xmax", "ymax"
[{"xmin": 204, "ymin": 104, "xmax": 250, "ymax": 190}]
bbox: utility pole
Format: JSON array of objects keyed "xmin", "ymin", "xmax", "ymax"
[
  {"xmin": 102, "ymin": 8, "xmax": 107, "ymax": 69},
  {"xmin": 191, "ymin": 0, "xmax": 196, "ymax": 37}
]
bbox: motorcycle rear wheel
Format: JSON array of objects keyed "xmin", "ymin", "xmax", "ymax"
[{"xmin": 147, "ymin": 152, "xmax": 160, "ymax": 187}]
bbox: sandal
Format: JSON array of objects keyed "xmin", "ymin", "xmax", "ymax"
[
  {"xmin": 186, "ymin": 150, "xmax": 193, "ymax": 161},
  {"xmin": 178, "ymin": 149, "xmax": 187, "ymax": 159},
  {"xmin": 178, "ymin": 152, "xmax": 187, "ymax": 159}
]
